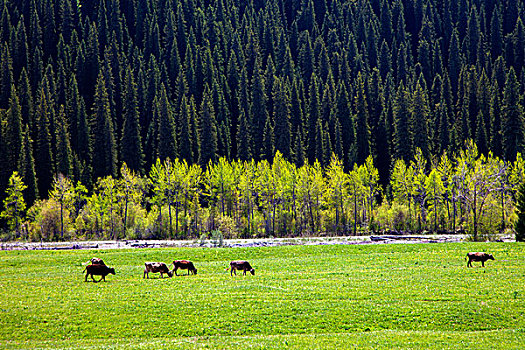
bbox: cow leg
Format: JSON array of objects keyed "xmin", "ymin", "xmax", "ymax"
[
  {"xmin": 92, "ymin": 274, "xmax": 97, "ymax": 283},
  {"xmin": 243, "ymin": 269, "xmax": 246, "ymax": 275},
  {"xmin": 175, "ymin": 268, "xmax": 178, "ymax": 276},
  {"xmin": 467, "ymin": 260, "xmax": 471, "ymax": 267},
  {"xmin": 482, "ymin": 261, "xmax": 485, "ymax": 267},
  {"xmin": 98, "ymin": 276, "xmax": 104, "ymax": 282},
  {"xmin": 85, "ymin": 273, "xmax": 89, "ymax": 282}
]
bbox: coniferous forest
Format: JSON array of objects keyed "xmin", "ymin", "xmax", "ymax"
[{"xmin": 1, "ymin": 0, "xmax": 525, "ymax": 241}]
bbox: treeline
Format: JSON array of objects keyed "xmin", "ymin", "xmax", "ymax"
[
  {"xmin": 2, "ymin": 142, "xmax": 524, "ymax": 241},
  {"xmin": 1, "ymin": 0, "xmax": 525, "ymax": 218}
]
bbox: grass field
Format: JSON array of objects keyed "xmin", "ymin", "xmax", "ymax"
[{"xmin": 1, "ymin": 242, "xmax": 524, "ymax": 349}]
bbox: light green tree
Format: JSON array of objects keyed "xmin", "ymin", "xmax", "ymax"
[
  {"xmin": 1, "ymin": 172, "xmax": 27, "ymax": 238},
  {"xmin": 425, "ymin": 169, "xmax": 445, "ymax": 232},
  {"xmin": 49, "ymin": 174, "xmax": 74, "ymax": 239}
]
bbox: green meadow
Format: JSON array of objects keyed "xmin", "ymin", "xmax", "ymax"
[{"xmin": 1, "ymin": 243, "xmax": 524, "ymax": 349}]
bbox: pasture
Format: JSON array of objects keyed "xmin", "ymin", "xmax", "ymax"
[{"xmin": 0, "ymin": 242, "xmax": 524, "ymax": 349}]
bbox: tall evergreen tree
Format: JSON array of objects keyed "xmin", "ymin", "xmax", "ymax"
[
  {"xmin": 6, "ymin": 85, "xmax": 23, "ymax": 174},
  {"xmin": 393, "ymin": 83, "xmax": 412, "ymax": 162},
  {"xmin": 273, "ymin": 78, "xmax": 292, "ymax": 161},
  {"xmin": 354, "ymin": 74, "xmax": 371, "ymax": 165},
  {"xmin": 120, "ymin": 67, "xmax": 144, "ymax": 173},
  {"xmin": 502, "ymin": 68, "xmax": 525, "ymax": 161},
  {"xmin": 91, "ymin": 72, "xmax": 118, "ymax": 179},
  {"xmin": 18, "ymin": 125, "xmax": 38, "ymax": 206},
  {"xmin": 55, "ymin": 105, "xmax": 73, "ymax": 177},
  {"xmin": 199, "ymin": 86, "xmax": 218, "ymax": 167}
]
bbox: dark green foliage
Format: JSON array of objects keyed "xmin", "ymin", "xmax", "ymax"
[
  {"xmin": 199, "ymin": 86, "xmax": 218, "ymax": 167},
  {"xmin": 120, "ymin": 68, "xmax": 144, "ymax": 173},
  {"xmin": 55, "ymin": 105, "xmax": 73, "ymax": 177},
  {"xmin": 0, "ymin": 0, "xmax": 524, "ymax": 213},
  {"xmin": 18, "ymin": 125, "xmax": 38, "ymax": 206},
  {"xmin": 502, "ymin": 68, "xmax": 525, "ymax": 161},
  {"xmin": 91, "ymin": 72, "xmax": 117, "ymax": 179}
]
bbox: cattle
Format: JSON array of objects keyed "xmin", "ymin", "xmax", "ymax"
[
  {"xmin": 171, "ymin": 260, "xmax": 197, "ymax": 275},
  {"xmin": 83, "ymin": 264, "xmax": 116, "ymax": 282},
  {"xmin": 143, "ymin": 262, "xmax": 173, "ymax": 279},
  {"xmin": 466, "ymin": 252, "xmax": 495, "ymax": 267},
  {"xmin": 90, "ymin": 257, "xmax": 106, "ymax": 265},
  {"xmin": 82, "ymin": 257, "xmax": 106, "ymax": 266},
  {"xmin": 230, "ymin": 260, "xmax": 255, "ymax": 276}
]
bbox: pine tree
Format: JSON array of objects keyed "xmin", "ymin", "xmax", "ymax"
[
  {"xmin": 273, "ymin": 78, "xmax": 292, "ymax": 161},
  {"xmin": 91, "ymin": 72, "xmax": 117, "ymax": 179},
  {"xmin": 262, "ymin": 115, "xmax": 274, "ymax": 161},
  {"xmin": 250, "ymin": 57, "xmax": 268, "ymax": 160},
  {"xmin": 411, "ymin": 79, "xmax": 430, "ymax": 159},
  {"xmin": 34, "ymin": 86, "xmax": 54, "ymax": 198},
  {"xmin": 6, "ymin": 85, "xmax": 23, "ymax": 174},
  {"xmin": 18, "ymin": 125, "xmax": 38, "ymax": 206},
  {"xmin": 502, "ymin": 68, "xmax": 525, "ymax": 161},
  {"xmin": 121, "ymin": 67, "xmax": 144, "ymax": 173},
  {"xmin": 354, "ymin": 74, "xmax": 371, "ymax": 165},
  {"xmin": 307, "ymin": 74, "xmax": 321, "ymax": 162},
  {"xmin": 237, "ymin": 109, "xmax": 252, "ymax": 162},
  {"xmin": 199, "ymin": 86, "xmax": 218, "ymax": 167},
  {"xmin": 55, "ymin": 105, "xmax": 73, "ymax": 177},
  {"xmin": 393, "ymin": 83, "xmax": 412, "ymax": 162},
  {"xmin": 178, "ymin": 95, "xmax": 193, "ymax": 163}
]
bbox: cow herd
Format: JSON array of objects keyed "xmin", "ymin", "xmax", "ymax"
[
  {"xmin": 82, "ymin": 257, "xmax": 255, "ymax": 282},
  {"xmin": 82, "ymin": 251, "xmax": 493, "ymax": 282}
]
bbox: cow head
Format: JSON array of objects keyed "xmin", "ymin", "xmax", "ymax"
[
  {"xmin": 250, "ymin": 268, "xmax": 255, "ymax": 275},
  {"xmin": 192, "ymin": 268, "xmax": 198, "ymax": 275},
  {"xmin": 109, "ymin": 268, "xmax": 116, "ymax": 275},
  {"xmin": 488, "ymin": 254, "xmax": 495, "ymax": 260},
  {"xmin": 167, "ymin": 271, "xmax": 174, "ymax": 278}
]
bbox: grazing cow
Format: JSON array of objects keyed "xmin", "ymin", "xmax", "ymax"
[
  {"xmin": 83, "ymin": 264, "xmax": 115, "ymax": 282},
  {"xmin": 230, "ymin": 260, "xmax": 255, "ymax": 276},
  {"xmin": 82, "ymin": 257, "xmax": 106, "ymax": 266},
  {"xmin": 143, "ymin": 262, "xmax": 173, "ymax": 279},
  {"xmin": 171, "ymin": 260, "xmax": 198, "ymax": 275},
  {"xmin": 90, "ymin": 257, "xmax": 106, "ymax": 265},
  {"xmin": 466, "ymin": 252, "xmax": 495, "ymax": 267}
]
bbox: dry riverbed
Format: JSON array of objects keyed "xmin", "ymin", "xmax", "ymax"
[{"xmin": 0, "ymin": 233, "xmax": 516, "ymax": 251}]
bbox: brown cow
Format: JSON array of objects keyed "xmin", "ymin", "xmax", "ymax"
[
  {"xmin": 466, "ymin": 252, "xmax": 495, "ymax": 267},
  {"xmin": 90, "ymin": 257, "xmax": 106, "ymax": 265},
  {"xmin": 171, "ymin": 260, "xmax": 197, "ymax": 275},
  {"xmin": 143, "ymin": 262, "xmax": 173, "ymax": 278},
  {"xmin": 230, "ymin": 260, "xmax": 255, "ymax": 276},
  {"xmin": 82, "ymin": 257, "xmax": 106, "ymax": 266},
  {"xmin": 83, "ymin": 264, "xmax": 116, "ymax": 282}
]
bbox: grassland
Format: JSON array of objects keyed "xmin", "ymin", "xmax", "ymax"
[{"xmin": 0, "ymin": 242, "xmax": 524, "ymax": 349}]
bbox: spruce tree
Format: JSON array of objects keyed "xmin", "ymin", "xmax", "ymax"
[
  {"xmin": 262, "ymin": 115, "xmax": 275, "ymax": 161},
  {"xmin": 411, "ymin": 79, "xmax": 430, "ymax": 159},
  {"xmin": 18, "ymin": 125, "xmax": 38, "ymax": 206},
  {"xmin": 199, "ymin": 86, "xmax": 218, "ymax": 167},
  {"xmin": 178, "ymin": 95, "xmax": 193, "ymax": 164},
  {"xmin": 121, "ymin": 68, "xmax": 144, "ymax": 173},
  {"xmin": 393, "ymin": 83, "xmax": 412, "ymax": 162},
  {"xmin": 273, "ymin": 78, "xmax": 292, "ymax": 161},
  {"xmin": 92, "ymin": 72, "xmax": 117, "ymax": 179},
  {"xmin": 55, "ymin": 105, "xmax": 73, "ymax": 177},
  {"xmin": 354, "ymin": 74, "xmax": 371, "ymax": 165},
  {"xmin": 34, "ymin": 86, "xmax": 54, "ymax": 198},
  {"xmin": 6, "ymin": 85, "xmax": 23, "ymax": 174},
  {"xmin": 502, "ymin": 68, "xmax": 525, "ymax": 161},
  {"xmin": 237, "ymin": 109, "xmax": 252, "ymax": 162}
]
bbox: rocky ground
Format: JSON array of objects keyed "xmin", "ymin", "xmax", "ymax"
[{"xmin": 0, "ymin": 233, "xmax": 515, "ymax": 251}]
